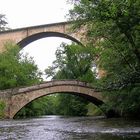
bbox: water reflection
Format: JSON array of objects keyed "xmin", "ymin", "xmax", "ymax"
[{"xmin": 0, "ymin": 116, "xmax": 140, "ymax": 140}]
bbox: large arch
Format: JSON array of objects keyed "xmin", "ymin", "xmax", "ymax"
[
  {"xmin": 18, "ymin": 32, "xmax": 83, "ymax": 48},
  {"xmin": 8, "ymin": 80, "xmax": 103, "ymax": 119},
  {"xmin": 0, "ymin": 21, "xmax": 84, "ymax": 52}
]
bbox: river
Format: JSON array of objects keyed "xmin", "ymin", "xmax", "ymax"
[{"xmin": 0, "ymin": 116, "xmax": 140, "ymax": 140}]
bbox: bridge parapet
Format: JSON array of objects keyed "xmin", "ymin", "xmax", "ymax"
[
  {"xmin": 0, "ymin": 80, "xmax": 96, "ymax": 96},
  {"xmin": 13, "ymin": 80, "xmax": 96, "ymax": 95},
  {"xmin": 0, "ymin": 88, "xmax": 18, "ymax": 98}
]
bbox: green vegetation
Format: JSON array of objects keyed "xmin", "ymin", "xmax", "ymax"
[
  {"xmin": 0, "ymin": 15, "xmax": 42, "ymax": 90},
  {"xmin": 0, "ymin": 100, "xmax": 6, "ymax": 119},
  {"xmin": 16, "ymin": 43, "xmax": 101, "ymax": 118},
  {"xmin": 15, "ymin": 95, "xmax": 57, "ymax": 118},
  {"xmin": 1, "ymin": 0, "xmax": 140, "ymax": 118},
  {"xmin": 87, "ymin": 103, "xmax": 103, "ymax": 116},
  {"xmin": 68, "ymin": 0, "xmax": 140, "ymax": 118},
  {"xmin": 0, "ymin": 43, "xmax": 42, "ymax": 90},
  {"xmin": 15, "ymin": 94, "xmax": 94, "ymax": 118},
  {"xmin": 0, "ymin": 43, "xmax": 43, "ymax": 118},
  {"xmin": 45, "ymin": 43, "xmax": 96, "ymax": 82},
  {"xmin": 0, "ymin": 12, "xmax": 102, "ymax": 119},
  {"xmin": 44, "ymin": 43, "xmax": 100, "ymax": 116},
  {"xmin": 54, "ymin": 94, "xmax": 89, "ymax": 116}
]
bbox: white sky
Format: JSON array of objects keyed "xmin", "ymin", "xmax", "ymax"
[
  {"xmin": 0, "ymin": 0, "xmax": 73, "ymax": 80},
  {"xmin": 0, "ymin": 0, "xmax": 72, "ymax": 28}
]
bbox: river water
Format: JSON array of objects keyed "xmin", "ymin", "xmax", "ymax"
[{"xmin": 0, "ymin": 116, "xmax": 140, "ymax": 140}]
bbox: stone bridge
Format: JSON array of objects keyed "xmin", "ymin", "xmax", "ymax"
[
  {"xmin": 0, "ymin": 21, "xmax": 105, "ymax": 77},
  {"xmin": 0, "ymin": 21, "xmax": 85, "ymax": 51},
  {"xmin": 0, "ymin": 80, "xmax": 103, "ymax": 119}
]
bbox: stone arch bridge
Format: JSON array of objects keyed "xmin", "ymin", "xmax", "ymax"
[
  {"xmin": 0, "ymin": 80, "xmax": 103, "ymax": 119},
  {"xmin": 0, "ymin": 21, "xmax": 85, "ymax": 51},
  {"xmin": 0, "ymin": 21, "xmax": 105, "ymax": 77}
]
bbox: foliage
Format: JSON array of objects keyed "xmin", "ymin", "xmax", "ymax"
[
  {"xmin": 0, "ymin": 100, "xmax": 6, "ymax": 118},
  {"xmin": 87, "ymin": 103, "xmax": 104, "ymax": 116},
  {"xmin": 54, "ymin": 93, "xmax": 89, "ymax": 116},
  {"xmin": 68, "ymin": 0, "xmax": 140, "ymax": 117},
  {"xmin": 44, "ymin": 43, "xmax": 99, "ymax": 116},
  {"xmin": 45, "ymin": 43, "xmax": 96, "ymax": 82},
  {"xmin": 102, "ymin": 87, "xmax": 140, "ymax": 117},
  {"xmin": 0, "ymin": 43, "xmax": 43, "ymax": 119},
  {"xmin": 0, "ymin": 43, "xmax": 42, "ymax": 90},
  {"xmin": 15, "ymin": 95, "xmax": 58, "ymax": 118}
]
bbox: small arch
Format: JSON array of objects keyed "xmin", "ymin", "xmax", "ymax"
[
  {"xmin": 13, "ymin": 91, "xmax": 104, "ymax": 119},
  {"xmin": 18, "ymin": 32, "xmax": 83, "ymax": 48},
  {"xmin": 10, "ymin": 80, "xmax": 104, "ymax": 118}
]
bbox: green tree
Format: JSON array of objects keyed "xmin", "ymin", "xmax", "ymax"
[
  {"xmin": 0, "ymin": 100, "xmax": 6, "ymax": 118},
  {"xmin": 0, "ymin": 43, "xmax": 42, "ymax": 90},
  {"xmin": 68, "ymin": 0, "xmax": 140, "ymax": 117},
  {"xmin": 15, "ymin": 95, "xmax": 58, "ymax": 118},
  {"xmin": 45, "ymin": 43, "xmax": 96, "ymax": 82},
  {"xmin": 45, "ymin": 43, "xmax": 97, "ymax": 116},
  {"xmin": 55, "ymin": 94, "xmax": 88, "ymax": 116},
  {"xmin": 0, "ymin": 43, "xmax": 43, "ymax": 118}
]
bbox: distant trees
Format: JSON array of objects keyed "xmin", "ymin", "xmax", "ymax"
[
  {"xmin": 15, "ymin": 95, "xmax": 57, "ymax": 118},
  {"xmin": 45, "ymin": 43, "xmax": 96, "ymax": 82},
  {"xmin": 44, "ymin": 43, "xmax": 98, "ymax": 116}
]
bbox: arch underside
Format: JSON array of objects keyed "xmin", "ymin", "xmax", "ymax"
[
  {"xmin": 12, "ymin": 85, "xmax": 103, "ymax": 118},
  {"xmin": 18, "ymin": 32, "xmax": 83, "ymax": 48}
]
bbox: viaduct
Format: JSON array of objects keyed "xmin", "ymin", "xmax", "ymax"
[
  {"xmin": 0, "ymin": 22, "xmax": 110, "ymax": 119},
  {"xmin": 0, "ymin": 21, "xmax": 104, "ymax": 76},
  {"xmin": 0, "ymin": 21, "xmax": 84, "ymax": 51}
]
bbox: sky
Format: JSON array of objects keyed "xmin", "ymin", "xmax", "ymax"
[
  {"xmin": 0, "ymin": 0, "xmax": 73, "ymax": 79},
  {"xmin": 0, "ymin": 0, "xmax": 72, "ymax": 28}
]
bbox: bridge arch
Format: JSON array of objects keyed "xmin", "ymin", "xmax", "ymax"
[
  {"xmin": 0, "ymin": 21, "xmax": 85, "ymax": 52},
  {"xmin": 10, "ymin": 80, "xmax": 103, "ymax": 119},
  {"xmin": 18, "ymin": 31, "xmax": 83, "ymax": 48},
  {"xmin": 14, "ymin": 91, "xmax": 103, "ymax": 119}
]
